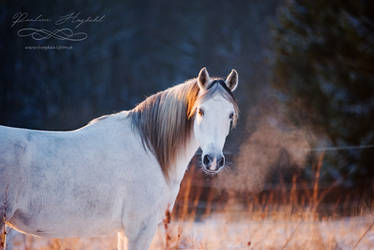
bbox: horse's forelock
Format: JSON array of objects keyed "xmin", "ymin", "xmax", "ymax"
[{"xmin": 191, "ymin": 81, "xmax": 239, "ymax": 126}]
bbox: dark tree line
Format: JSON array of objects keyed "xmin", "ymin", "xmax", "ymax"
[{"xmin": 273, "ymin": 0, "xmax": 374, "ymax": 185}]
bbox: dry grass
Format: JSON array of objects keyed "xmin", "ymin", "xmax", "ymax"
[
  {"xmin": 10, "ymin": 210, "xmax": 374, "ymax": 250},
  {"xmin": 4, "ymin": 154, "xmax": 374, "ymax": 249}
]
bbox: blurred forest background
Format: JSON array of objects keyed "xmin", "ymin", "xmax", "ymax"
[{"xmin": 1, "ymin": 0, "xmax": 373, "ymax": 211}]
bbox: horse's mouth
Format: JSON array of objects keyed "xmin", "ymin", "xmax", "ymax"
[{"xmin": 201, "ymin": 167, "xmax": 221, "ymax": 175}]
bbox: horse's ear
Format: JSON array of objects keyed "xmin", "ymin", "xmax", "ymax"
[
  {"xmin": 197, "ymin": 67, "xmax": 210, "ymax": 90},
  {"xmin": 225, "ymin": 69, "xmax": 238, "ymax": 92}
]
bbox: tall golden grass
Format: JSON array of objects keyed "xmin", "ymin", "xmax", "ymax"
[
  {"xmin": 155, "ymin": 152, "xmax": 374, "ymax": 249},
  {"xmin": 3, "ymin": 152, "xmax": 374, "ymax": 249}
]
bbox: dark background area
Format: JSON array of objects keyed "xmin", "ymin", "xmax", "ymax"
[{"xmin": 1, "ymin": 0, "xmax": 373, "ymax": 202}]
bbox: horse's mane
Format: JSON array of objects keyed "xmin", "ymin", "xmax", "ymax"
[{"xmin": 129, "ymin": 78, "xmax": 238, "ymax": 181}]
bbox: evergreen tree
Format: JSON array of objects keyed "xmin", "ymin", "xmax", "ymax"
[{"xmin": 273, "ymin": 0, "xmax": 374, "ymax": 184}]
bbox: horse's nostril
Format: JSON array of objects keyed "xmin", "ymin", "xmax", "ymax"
[
  {"xmin": 218, "ymin": 157, "xmax": 225, "ymax": 168},
  {"xmin": 203, "ymin": 154, "xmax": 211, "ymax": 166}
]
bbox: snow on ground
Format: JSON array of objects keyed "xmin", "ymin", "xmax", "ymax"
[
  {"xmin": 7, "ymin": 213, "xmax": 374, "ymax": 249},
  {"xmin": 151, "ymin": 213, "xmax": 374, "ymax": 249}
]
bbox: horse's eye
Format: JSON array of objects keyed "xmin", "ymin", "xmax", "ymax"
[
  {"xmin": 229, "ymin": 112, "xmax": 234, "ymax": 120},
  {"xmin": 198, "ymin": 108, "xmax": 205, "ymax": 117}
]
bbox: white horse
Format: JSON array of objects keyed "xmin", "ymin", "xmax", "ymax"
[{"xmin": 0, "ymin": 67, "xmax": 239, "ymax": 250}]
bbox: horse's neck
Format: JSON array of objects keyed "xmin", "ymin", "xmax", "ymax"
[{"xmin": 169, "ymin": 133, "xmax": 199, "ymax": 186}]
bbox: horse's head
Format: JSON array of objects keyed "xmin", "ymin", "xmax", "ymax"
[{"xmin": 193, "ymin": 67, "xmax": 239, "ymax": 175}]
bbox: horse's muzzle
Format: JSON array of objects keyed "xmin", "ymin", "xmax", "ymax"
[{"xmin": 202, "ymin": 153, "xmax": 225, "ymax": 172}]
